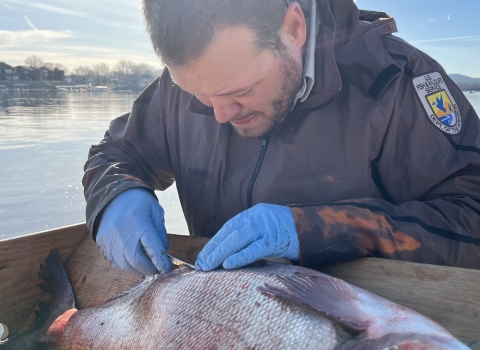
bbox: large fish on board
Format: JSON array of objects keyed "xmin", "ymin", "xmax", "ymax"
[{"xmin": 0, "ymin": 250, "xmax": 469, "ymax": 349}]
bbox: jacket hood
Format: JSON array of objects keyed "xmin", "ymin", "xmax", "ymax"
[{"xmin": 299, "ymin": 0, "xmax": 399, "ymax": 110}]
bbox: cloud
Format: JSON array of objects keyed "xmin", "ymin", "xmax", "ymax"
[
  {"xmin": 427, "ymin": 19, "xmax": 436, "ymax": 22},
  {"xmin": 3, "ymin": 0, "xmax": 90, "ymax": 19},
  {"xmin": 0, "ymin": 47, "xmax": 161, "ymax": 70},
  {"xmin": 6, "ymin": 0, "xmax": 141, "ymax": 30},
  {"xmin": 410, "ymin": 36, "xmax": 480, "ymax": 44},
  {"xmin": 1, "ymin": 0, "xmax": 13, "ymax": 9},
  {"xmin": 29, "ymin": 3, "xmax": 90, "ymax": 19},
  {"xmin": 0, "ymin": 29, "xmax": 159, "ymax": 69},
  {"xmin": 5, "ymin": 0, "xmax": 140, "ymax": 22},
  {"xmin": 2, "ymin": 0, "xmax": 38, "ymax": 30},
  {"xmin": 0, "ymin": 30, "xmax": 74, "ymax": 48},
  {"xmin": 0, "ymin": 1, "xmax": 159, "ymax": 69},
  {"xmin": 23, "ymin": 15, "xmax": 37, "ymax": 30}
]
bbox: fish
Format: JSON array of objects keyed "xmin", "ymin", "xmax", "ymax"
[{"xmin": 0, "ymin": 250, "xmax": 469, "ymax": 349}]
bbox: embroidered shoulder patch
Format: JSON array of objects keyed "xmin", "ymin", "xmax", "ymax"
[{"xmin": 413, "ymin": 72, "xmax": 462, "ymax": 135}]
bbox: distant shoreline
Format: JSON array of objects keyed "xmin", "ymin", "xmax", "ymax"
[{"xmin": 0, "ymin": 80, "xmax": 148, "ymax": 92}]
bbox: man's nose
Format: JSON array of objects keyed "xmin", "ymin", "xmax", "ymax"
[{"xmin": 210, "ymin": 98, "xmax": 242, "ymax": 123}]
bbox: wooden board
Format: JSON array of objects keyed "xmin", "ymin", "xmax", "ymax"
[
  {"xmin": 65, "ymin": 230, "xmax": 209, "ymax": 309},
  {"xmin": 1, "ymin": 224, "xmax": 479, "ymax": 349},
  {"xmin": 0, "ymin": 224, "xmax": 89, "ymax": 334},
  {"xmin": 65, "ymin": 234, "xmax": 141, "ymax": 310}
]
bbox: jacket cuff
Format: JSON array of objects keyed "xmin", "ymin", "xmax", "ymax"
[{"xmin": 290, "ymin": 205, "xmax": 371, "ymax": 269}]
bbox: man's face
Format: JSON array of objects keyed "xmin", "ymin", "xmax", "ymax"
[{"xmin": 168, "ymin": 26, "xmax": 304, "ymax": 138}]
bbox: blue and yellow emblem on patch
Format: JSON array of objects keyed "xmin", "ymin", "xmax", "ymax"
[
  {"xmin": 413, "ymin": 72, "xmax": 462, "ymax": 135},
  {"xmin": 426, "ymin": 90, "xmax": 457, "ymax": 127}
]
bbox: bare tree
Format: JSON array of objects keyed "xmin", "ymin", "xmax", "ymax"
[
  {"xmin": 92, "ymin": 63, "xmax": 110, "ymax": 84},
  {"xmin": 73, "ymin": 66, "xmax": 93, "ymax": 83},
  {"xmin": 24, "ymin": 55, "xmax": 44, "ymax": 69},
  {"xmin": 114, "ymin": 60, "xmax": 136, "ymax": 76},
  {"xmin": 132, "ymin": 63, "xmax": 154, "ymax": 76},
  {"xmin": 44, "ymin": 62, "xmax": 69, "ymax": 74}
]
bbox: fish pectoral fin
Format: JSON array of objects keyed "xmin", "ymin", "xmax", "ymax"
[{"xmin": 258, "ymin": 274, "xmax": 370, "ymax": 335}]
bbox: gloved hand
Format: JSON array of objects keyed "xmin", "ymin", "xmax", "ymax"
[
  {"xmin": 96, "ymin": 188, "xmax": 171, "ymax": 275},
  {"xmin": 195, "ymin": 203, "xmax": 299, "ymax": 271}
]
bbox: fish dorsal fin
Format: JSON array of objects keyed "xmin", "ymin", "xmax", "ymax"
[
  {"xmin": 258, "ymin": 274, "xmax": 371, "ymax": 335},
  {"xmin": 104, "ymin": 275, "xmax": 157, "ymax": 304}
]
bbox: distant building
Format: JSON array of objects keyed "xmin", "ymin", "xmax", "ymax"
[
  {"xmin": 37, "ymin": 67, "xmax": 65, "ymax": 81},
  {"xmin": 14, "ymin": 83, "xmax": 29, "ymax": 92},
  {"xmin": 15, "ymin": 66, "xmax": 35, "ymax": 81},
  {"xmin": 53, "ymin": 68, "xmax": 65, "ymax": 81},
  {"xmin": 0, "ymin": 62, "xmax": 19, "ymax": 80},
  {"xmin": 36, "ymin": 67, "xmax": 55, "ymax": 81},
  {"xmin": 15, "ymin": 65, "xmax": 65, "ymax": 81}
]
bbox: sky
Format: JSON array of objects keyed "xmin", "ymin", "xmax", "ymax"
[{"xmin": 0, "ymin": 0, "xmax": 479, "ymax": 77}]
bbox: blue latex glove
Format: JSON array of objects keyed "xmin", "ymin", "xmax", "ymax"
[
  {"xmin": 195, "ymin": 203, "xmax": 299, "ymax": 271},
  {"xmin": 96, "ymin": 188, "xmax": 171, "ymax": 275}
]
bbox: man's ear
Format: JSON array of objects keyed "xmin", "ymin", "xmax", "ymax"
[{"xmin": 279, "ymin": 2, "xmax": 307, "ymax": 52}]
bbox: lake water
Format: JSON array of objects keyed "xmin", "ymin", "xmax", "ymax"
[
  {"xmin": 0, "ymin": 90, "xmax": 187, "ymax": 240},
  {"xmin": 0, "ymin": 90, "xmax": 479, "ymax": 240}
]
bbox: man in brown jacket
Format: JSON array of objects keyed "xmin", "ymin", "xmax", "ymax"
[{"xmin": 83, "ymin": 0, "xmax": 480, "ymax": 275}]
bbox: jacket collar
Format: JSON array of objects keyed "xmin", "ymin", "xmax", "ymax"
[
  {"xmin": 295, "ymin": 3, "xmax": 398, "ymax": 111},
  {"xmin": 187, "ymin": 95, "xmax": 214, "ymax": 115}
]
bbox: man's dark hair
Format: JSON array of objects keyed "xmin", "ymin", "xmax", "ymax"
[{"xmin": 142, "ymin": 0, "xmax": 312, "ymax": 67}]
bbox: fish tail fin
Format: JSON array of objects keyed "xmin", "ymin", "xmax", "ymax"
[
  {"xmin": 38, "ymin": 249, "xmax": 76, "ymax": 321},
  {"xmin": 0, "ymin": 249, "xmax": 76, "ymax": 349}
]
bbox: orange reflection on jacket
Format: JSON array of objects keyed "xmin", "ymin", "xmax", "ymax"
[{"xmin": 316, "ymin": 206, "xmax": 421, "ymax": 254}]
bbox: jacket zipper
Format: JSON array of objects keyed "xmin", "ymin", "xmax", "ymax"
[{"xmin": 247, "ymin": 136, "xmax": 270, "ymax": 208}]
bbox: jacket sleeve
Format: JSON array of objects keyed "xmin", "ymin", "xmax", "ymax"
[
  {"xmin": 292, "ymin": 63, "xmax": 480, "ymax": 270},
  {"xmin": 82, "ymin": 74, "xmax": 175, "ymax": 237}
]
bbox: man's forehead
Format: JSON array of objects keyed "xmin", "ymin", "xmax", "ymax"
[{"xmin": 168, "ymin": 27, "xmax": 275, "ymax": 96}]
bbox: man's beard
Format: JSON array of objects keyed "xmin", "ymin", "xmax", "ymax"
[{"xmin": 231, "ymin": 53, "xmax": 303, "ymax": 138}]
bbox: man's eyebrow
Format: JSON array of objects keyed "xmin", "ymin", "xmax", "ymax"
[
  {"xmin": 213, "ymin": 86, "xmax": 252, "ymax": 97},
  {"xmin": 213, "ymin": 78, "xmax": 262, "ymax": 97}
]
